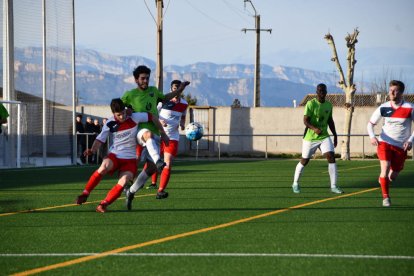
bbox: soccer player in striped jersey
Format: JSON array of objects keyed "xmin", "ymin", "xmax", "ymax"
[
  {"xmin": 292, "ymin": 83, "xmax": 343, "ymax": 194},
  {"xmin": 367, "ymin": 80, "xmax": 414, "ymax": 207},
  {"xmin": 145, "ymin": 80, "xmax": 188, "ymax": 199},
  {"xmin": 75, "ymin": 98, "xmax": 167, "ymax": 213}
]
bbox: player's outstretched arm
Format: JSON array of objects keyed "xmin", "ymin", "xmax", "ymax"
[
  {"xmin": 84, "ymin": 140, "xmax": 103, "ymax": 156},
  {"xmin": 164, "ymin": 81, "xmax": 190, "ymax": 101}
]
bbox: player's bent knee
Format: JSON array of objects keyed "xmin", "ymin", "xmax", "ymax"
[
  {"xmin": 144, "ymin": 162, "xmax": 157, "ymax": 175},
  {"xmin": 300, "ymin": 158, "xmax": 310, "ymax": 166},
  {"xmin": 140, "ymin": 131, "xmax": 153, "ymax": 142}
]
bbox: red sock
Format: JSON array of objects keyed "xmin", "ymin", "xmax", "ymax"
[
  {"xmin": 84, "ymin": 171, "xmax": 103, "ymax": 195},
  {"xmin": 103, "ymin": 184, "xmax": 124, "ymax": 205},
  {"xmin": 379, "ymin": 177, "xmax": 390, "ymax": 199},
  {"xmin": 158, "ymin": 167, "xmax": 171, "ymax": 192},
  {"xmin": 151, "ymin": 172, "xmax": 158, "ymax": 184}
]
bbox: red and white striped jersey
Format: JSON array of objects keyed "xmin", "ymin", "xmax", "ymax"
[
  {"xmin": 158, "ymin": 98, "xmax": 188, "ymax": 141},
  {"xmin": 369, "ymin": 101, "xmax": 414, "ymax": 149},
  {"xmin": 96, "ymin": 112, "xmax": 149, "ymax": 159}
]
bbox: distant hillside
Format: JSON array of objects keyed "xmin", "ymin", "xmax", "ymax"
[{"xmin": 6, "ymin": 47, "xmax": 346, "ymax": 106}]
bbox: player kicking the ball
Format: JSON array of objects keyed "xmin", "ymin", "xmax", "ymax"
[
  {"xmin": 75, "ymin": 98, "xmax": 167, "ymax": 213},
  {"xmin": 126, "ymin": 80, "xmax": 188, "ymax": 210}
]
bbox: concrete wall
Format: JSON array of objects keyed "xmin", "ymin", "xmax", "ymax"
[
  {"xmin": 198, "ymin": 106, "xmax": 378, "ymax": 157},
  {"xmin": 77, "ymin": 105, "xmax": 383, "ymax": 157}
]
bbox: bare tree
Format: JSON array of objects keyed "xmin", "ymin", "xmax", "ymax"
[{"xmin": 324, "ymin": 28, "xmax": 359, "ymax": 160}]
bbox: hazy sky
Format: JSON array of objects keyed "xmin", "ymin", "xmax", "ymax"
[{"xmin": 76, "ymin": 0, "xmax": 414, "ymax": 71}]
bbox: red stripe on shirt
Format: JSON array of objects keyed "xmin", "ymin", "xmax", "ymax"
[
  {"xmin": 117, "ymin": 118, "xmax": 137, "ymax": 131},
  {"xmin": 391, "ymin": 106, "xmax": 413, "ymax": 119},
  {"xmin": 172, "ymin": 102, "xmax": 188, "ymax": 112}
]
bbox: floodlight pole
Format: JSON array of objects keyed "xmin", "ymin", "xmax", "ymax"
[
  {"xmin": 42, "ymin": 0, "xmax": 47, "ymax": 166},
  {"xmin": 71, "ymin": 0, "xmax": 77, "ymax": 165},
  {"xmin": 242, "ymin": 0, "xmax": 271, "ymax": 108},
  {"xmin": 156, "ymin": 0, "xmax": 164, "ymax": 91}
]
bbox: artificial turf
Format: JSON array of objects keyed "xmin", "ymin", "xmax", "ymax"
[{"xmin": 0, "ymin": 159, "xmax": 413, "ymax": 275}]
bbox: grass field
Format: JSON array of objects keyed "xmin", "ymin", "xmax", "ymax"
[{"xmin": 0, "ymin": 159, "xmax": 413, "ymax": 275}]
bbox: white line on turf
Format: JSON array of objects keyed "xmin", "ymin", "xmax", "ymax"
[{"xmin": 1, "ymin": 252, "xmax": 413, "ymax": 260}]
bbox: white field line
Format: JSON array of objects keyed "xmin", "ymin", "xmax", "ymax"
[{"xmin": 1, "ymin": 252, "xmax": 413, "ymax": 260}]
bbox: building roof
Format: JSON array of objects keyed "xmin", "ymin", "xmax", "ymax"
[{"xmin": 299, "ymin": 93, "xmax": 414, "ymax": 107}]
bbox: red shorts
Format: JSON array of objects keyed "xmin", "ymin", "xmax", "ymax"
[
  {"xmin": 377, "ymin": 142, "xmax": 407, "ymax": 172},
  {"xmin": 161, "ymin": 140, "xmax": 179, "ymax": 157},
  {"xmin": 106, "ymin": 153, "xmax": 137, "ymax": 175}
]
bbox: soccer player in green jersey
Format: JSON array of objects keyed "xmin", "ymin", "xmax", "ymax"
[
  {"xmin": 122, "ymin": 65, "xmax": 190, "ymax": 205},
  {"xmin": 292, "ymin": 83, "xmax": 343, "ymax": 194}
]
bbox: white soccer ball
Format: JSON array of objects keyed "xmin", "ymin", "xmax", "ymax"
[{"xmin": 185, "ymin": 122, "xmax": 204, "ymax": 141}]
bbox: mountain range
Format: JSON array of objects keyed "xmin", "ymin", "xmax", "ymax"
[{"xmin": 4, "ymin": 47, "xmax": 414, "ymax": 107}]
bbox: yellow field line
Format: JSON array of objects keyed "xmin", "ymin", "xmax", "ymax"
[
  {"xmin": 322, "ymin": 164, "xmax": 380, "ymax": 174},
  {"xmin": 11, "ymin": 187, "xmax": 380, "ymax": 276},
  {"xmin": 0, "ymin": 194, "xmax": 155, "ymax": 218}
]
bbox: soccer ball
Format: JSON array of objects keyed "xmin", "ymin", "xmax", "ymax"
[{"xmin": 185, "ymin": 122, "xmax": 204, "ymax": 141}]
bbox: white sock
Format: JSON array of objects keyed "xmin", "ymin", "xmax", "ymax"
[
  {"xmin": 293, "ymin": 162, "xmax": 304, "ymax": 184},
  {"xmin": 328, "ymin": 163, "xmax": 337, "ymax": 188},
  {"xmin": 145, "ymin": 138, "xmax": 160, "ymax": 163},
  {"xmin": 130, "ymin": 171, "xmax": 149, "ymax": 194}
]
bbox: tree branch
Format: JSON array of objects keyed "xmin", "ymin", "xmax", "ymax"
[
  {"xmin": 345, "ymin": 28, "xmax": 359, "ymax": 91},
  {"xmin": 324, "ymin": 33, "xmax": 346, "ymax": 89}
]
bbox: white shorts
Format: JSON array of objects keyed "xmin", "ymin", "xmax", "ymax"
[
  {"xmin": 301, "ymin": 137, "xmax": 334, "ymax": 159},
  {"xmin": 137, "ymin": 128, "xmax": 150, "ymax": 146},
  {"xmin": 137, "ymin": 128, "xmax": 161, "ymax": 163}
]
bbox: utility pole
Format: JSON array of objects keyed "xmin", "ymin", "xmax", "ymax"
[
  {"xmin": 156, "ymin": 0, "xmax": 163, "ymax": 91},
  {"xmin": 242, "ymin": 0, "xmax": 271, "ymax": 107}
]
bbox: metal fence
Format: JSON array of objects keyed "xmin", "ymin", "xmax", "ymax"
[
  {"xmin": 188, "ymin": 134, "xmax": 414, "ymax": 160},
  {"xmin": 1, "ymin": 0, "xmax": 75, "ymax": 168}
]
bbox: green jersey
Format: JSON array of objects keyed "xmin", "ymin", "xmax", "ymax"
[
  {"xmin": 121, "ymin": 86, "xmax": 165, "ymax": 134},
  {"xmin": 303, "ymin": 98, "xmax": 333, "ymax": 141}
]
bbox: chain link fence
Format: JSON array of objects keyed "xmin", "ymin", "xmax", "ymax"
[{"xmin": 1, "ymin": 0, "xmax": 74, "ymax": 168}]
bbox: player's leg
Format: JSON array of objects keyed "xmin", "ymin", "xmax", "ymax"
[
  {"xmin": 146, "ymin": 172, "xmax": 158, "ymax": 189},
  {"xmin": 156, "ymin": 152, "xmax": 172, "ymax": 199},
  {"xmin": 135, "ymin": 143, "xmax": 143, "ymax": 173},
  {"xmin": 156, "ymin": 140, "xmax": 178, "ymax": 199},
  {"xmin": 381, "ymin": 144, "xmax": 407, "ymax": 207},
  {"xmin": 292, "ymin": 140, "xmax": 314, "ymax": 193},
  {"xmin": 388, "ymin": 144, "xmax": 406, "ymax": 182},
  {"xmin": 97, "ymin": 167, "xmax": 135, "ymax": 213},
  {"xmin": 76, "ymin": 155, "xmax": 115, "ymax": 205},
  {"xmin": 377, "ymin": 142, "xmax": 392, "ymax": 206},
  {"xmin": 137, "ymin": 128, "xmax": 162, "ymax": 165},
  {"xmin": 379, "ymin": 159, "xmax": 391, "ymax": 206},
  {"xmin": 126, "ymin": 159, "xmax": 158, "ymax": 210},
  {"xmin": 321, "ymin": 137, "xmax": 343, "ymax": 194}
]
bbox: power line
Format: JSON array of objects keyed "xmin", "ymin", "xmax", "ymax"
[
  {"xmin": 143, "ymin": 0, "xmax": 157, "ymax": 24},
  {"xmin": 222, "ymin": 0, "xmax": 251, "ymax": 23},
  {"xmin": 183, "ymin": 0, "xmax": 240, "ymax": 31},
  {"xmin": 163, "ymin": 0, "xmax": 171, "ymax": 17}
]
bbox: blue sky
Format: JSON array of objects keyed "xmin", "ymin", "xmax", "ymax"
[{"xmin": 76, "ymin": 0, "xmax": 414, "ymax": 74}]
